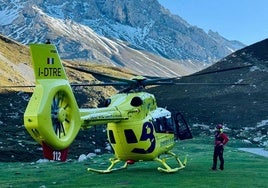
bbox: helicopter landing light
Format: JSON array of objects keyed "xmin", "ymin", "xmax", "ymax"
[{"xmin": 126, "ymin": 159, "xmax": 135, "ymax": 164}]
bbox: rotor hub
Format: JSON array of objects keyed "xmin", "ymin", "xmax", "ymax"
[{"xmin": 57, "ymin": 107, "xmax": 67, "ymax": 122}]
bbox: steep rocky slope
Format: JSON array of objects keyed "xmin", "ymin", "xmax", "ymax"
[{"xmin": 149, "ymin": 39, "xmax": 268, "ymax": 146}]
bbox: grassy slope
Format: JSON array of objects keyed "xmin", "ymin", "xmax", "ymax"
[
  {"xmin": 0, "ymin": 35, "xmax": 32, "ymax": 87},
  {"xmin": 0, "ymin": 138, "xmax": 267, "ymax": 188}
]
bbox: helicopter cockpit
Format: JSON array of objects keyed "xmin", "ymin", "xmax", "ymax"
[
  {"xmin": 151, "ymin": 108, "xmax": 174, "ymax": 133},
  {"xmin": 151, "ymin": 107, "xmax": 193, "ymax": 140}
]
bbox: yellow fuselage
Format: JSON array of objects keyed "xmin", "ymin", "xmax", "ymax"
[{"xmin": 81, "ymin": 92, "xmax": 175, "ymax": 161}]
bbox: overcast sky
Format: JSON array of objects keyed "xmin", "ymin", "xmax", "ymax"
[{"xmin": 158, "ymin": 0, "xmax": 268, "ymax": 45}]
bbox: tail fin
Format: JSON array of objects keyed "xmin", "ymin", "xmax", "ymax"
[
  {"xmin": 30, "ymin": 44, "xmax": 68, "ymax": 81},
  {"xmin": 24, "ymin": 44, "xmax": 81, "ymax": 151}
]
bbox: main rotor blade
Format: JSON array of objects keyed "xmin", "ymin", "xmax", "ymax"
[
  {"xmin": 184, "ymin": 64, "xmax": 253, "ymax": 78},
  {"xmin": 174, "ymin": 82, "xmax": 250, "ymax": 86},
  {"xmin": 143, "ymin": 77, "xmax": 180, "ymax": 86},
  {"xmin": 0, "ymin": 82, "xmax": 129, "ymax": 89},
  {"xmin": 0, "ymin": 85, "xmax": 35, "ymax": 88},
  {"xmin": 65, "ymin": 65, "xmax": 135, "ymax": 84},
  {"xmin": 70, "ymin": 82, "xmax": 129, "ymax": 87}
]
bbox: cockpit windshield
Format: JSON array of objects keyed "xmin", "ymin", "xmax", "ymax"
[{"xmin": 153, "ymin": 116, "xmax": 174, "ymax": 133}]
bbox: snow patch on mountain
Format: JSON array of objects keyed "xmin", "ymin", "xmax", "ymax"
[{"xmin": 0, "ymin": 1, "xmax": 22, "ymax": 25}]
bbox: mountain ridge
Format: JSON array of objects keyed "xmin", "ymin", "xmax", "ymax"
[{"xmin": 0, "ymin": 0, "xmax": 245, "ymax": 76}]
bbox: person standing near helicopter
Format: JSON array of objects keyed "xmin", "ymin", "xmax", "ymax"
[{"xmin": 211, "ymin": 124, "xmax": 229, "ymax": 170}]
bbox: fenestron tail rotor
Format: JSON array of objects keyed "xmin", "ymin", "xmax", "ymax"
[{"xmin": 51, "ymin": 91, "xmax": 71, "ymax": 139}]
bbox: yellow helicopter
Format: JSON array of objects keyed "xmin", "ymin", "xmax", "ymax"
[
  {"xmin": 22, "ymin": 43, "xmax": 194, "ymax": 173},
  {"xmin": 20, "ymin": 43, "xmax": 250, "ymax": 173}
]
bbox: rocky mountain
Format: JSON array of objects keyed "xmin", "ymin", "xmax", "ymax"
[{"xmin": 0, "ymin": 0, "xmax": 245, "ymax": 77}]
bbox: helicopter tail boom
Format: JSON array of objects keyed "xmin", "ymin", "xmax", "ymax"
[{"xmin": 80, "ymin": 107, "xmax": 128, "ymax": 128}]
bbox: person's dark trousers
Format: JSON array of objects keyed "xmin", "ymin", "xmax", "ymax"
[{"xmin": 212, "ymin": 145, "xmax": 224, "ymax": 170}]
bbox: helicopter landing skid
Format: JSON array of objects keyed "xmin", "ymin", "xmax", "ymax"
[
  {"xmin": 154, "ymin": 151, "xmax": 187, "ymax": 173},
  {"xmin": 87, "ymin": 158, "xmax": 128, "ymax": 174}
]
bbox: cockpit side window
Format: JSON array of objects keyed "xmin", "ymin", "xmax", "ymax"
[{"xmin": 153, "ymin": 116, "xmax": 174, "ymax": 133}]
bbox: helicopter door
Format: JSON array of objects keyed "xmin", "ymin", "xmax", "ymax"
[{"xmin": 174, "ymin": 112, "xmax": 193, "ymax": 140}]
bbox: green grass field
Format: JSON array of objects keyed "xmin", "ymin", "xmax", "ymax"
[{"xmin": 1, "ymin": 138, "xmax": 267, "ymax": 188}]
